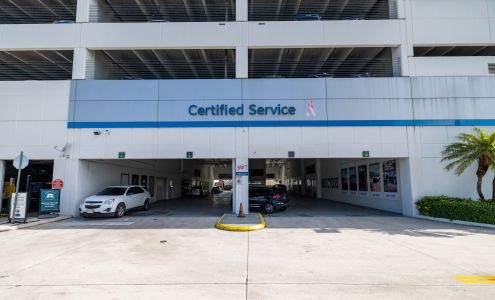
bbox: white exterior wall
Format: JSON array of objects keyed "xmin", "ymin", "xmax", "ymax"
[
  {"xmin": 0, "ymin": 81, "xmax": 70, "ymax": 159},
  {"xmin": 405, "ymin": 0, "xmax": 495, "ymax": 76}
]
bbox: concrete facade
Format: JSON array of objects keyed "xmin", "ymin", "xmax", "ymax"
[{"xmin": 0, "ymin": 0, "xmax": 495, "ymax": 217}]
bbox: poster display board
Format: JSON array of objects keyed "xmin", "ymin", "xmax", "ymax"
[
  {"xmin": 369, "ymin": 162, "xmax": 382, "ymax": 198},
  {"xmin": 340, "ymin": 160, "xmax": 398, "ymax": 200},
  {"xmin": 40, "ymin": 189, "xmax": 61, "ymax": 212},
  {"xmin": 9, "ymin": 193, "xmax": 27, "ymax": 221},
  {"xmin": 341, "ymin": 168, "xmax": 348, "ymax": 193},
  {"xmin": 358, "ymin": 165, "xmax": 368, "ymax": 196},
  {"xmin": 383, "ymin": 160, "xmax": 398, "ymax": 199},
  {"xmin": 349, "ymin": 167, "xmax": 357, "ymax": 194}
]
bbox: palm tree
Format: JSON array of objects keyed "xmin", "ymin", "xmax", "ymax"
[{"xmin": 441, "ymin": 128, "xmax": 495, "ymax": 201}]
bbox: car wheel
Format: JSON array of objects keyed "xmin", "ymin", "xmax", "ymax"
[
  {"xmin": 264, "ymin": 202, "xmax": 275, "ymax": 214},
  {"xmin": 115, "ymin": 203, "xmax": 126, "ymax": 218},
  {"xmin": 142, "ymin": 199, "xmax": 151, "ymax": 211}
]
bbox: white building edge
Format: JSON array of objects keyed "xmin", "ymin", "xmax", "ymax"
[{"xmin": 0, "ymin": 0, "xmax": 494, "ymax": 217}]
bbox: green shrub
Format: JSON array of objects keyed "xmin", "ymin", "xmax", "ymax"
[{"xmin": 416, "ymin": 196, "xmax": 495, "ymax": 225}]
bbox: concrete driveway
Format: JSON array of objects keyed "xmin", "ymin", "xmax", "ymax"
[{"xmin": 0, "ymin": 199, "xmax": 494, "ymax": 299}]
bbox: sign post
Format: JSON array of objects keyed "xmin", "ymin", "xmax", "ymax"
[{"xmin": 11, "ymin": 152, "xmax": 29, "ymax": 224}]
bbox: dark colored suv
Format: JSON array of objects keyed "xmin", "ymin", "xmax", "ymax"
[{"xmin": 249, "ymin": 186, "xmax": 289, "ymax": 214}]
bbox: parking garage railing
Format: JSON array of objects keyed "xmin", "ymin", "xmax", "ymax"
[
  {"xmin": 88, "ymin": 59, "xmax": 236, "ymax": 80},
  {"xmin": 248, "ymin": 58, "xmax": 401, "ymax": 78},
  {"xmin": 0, "ymin": 61, "xmax": 73, "ymax": 81},
  {"xmin": 90, "ymin": 3, "xmax": 235, "ymax": 23},
  {"xmin": 249, "ymin": 0, "xmax": 397, "ymax": 21},
  {"xmin": 0, "ymin": 3, "xmax": 76, "ymax": 24}
]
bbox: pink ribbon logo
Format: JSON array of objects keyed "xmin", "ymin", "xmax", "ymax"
[{"xmin": 306, "ymin": 100, "xmax": 316, "ymax": 117}]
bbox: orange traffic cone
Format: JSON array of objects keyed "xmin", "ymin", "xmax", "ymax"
[{"xmin": 238, "ymin": 202, "xmax": 245, "ymax": 218}]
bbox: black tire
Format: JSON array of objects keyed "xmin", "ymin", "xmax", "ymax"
[
  {"xmin": 115, "ymin": 203, "xmax": 126, "ymax": 218},
  {"xmin": 264, "ymin": 202, "xmax": 275, "ymax": 214},
  {"xmin": 142, "ymin": 199, "xmax": 151, "ymax": 211}
]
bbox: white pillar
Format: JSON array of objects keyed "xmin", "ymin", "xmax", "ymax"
[
  {"xmin": 0, "ymin": 160, "xmax": 5, "ymax": 212},
  {"xmin": 236, "ymin": 46, "xmax": 248, "ymax": 79},
  {"xmin": 399, "ymin": 127, "xmax": 423, "ymax": 216},
  {"xmin": 76, "ymin": 0, "xmax": 98, "ymax": 23},
  {"xmin": 280, "ymin": 164, "xmax": 286, "ymax": 184},
  {"xmin": 72, "ymin": 48, "xmax": 95, "ymax": 80},
  {"xmin": 233, "ymin": 158, "xmax": 249, "ymax": 214},
  {"xmin": 236, "ymin": 0, "xmax": 248, "ymax": 21},
  {"xmin": 316, "ymin": 159, "xmax": 322, "ymax": 199},
  {"xmin": 53, "ymin": 158, "xmax": 82, "ymax": 216},
  {"xmin": 209, "ymin": 164, "xmax": 215, "ymax": 188},
  {"xmin": 233, "ymin": 127, "xmax": 249, "ymax": 214},
  {"xmin": 300, "ymin": 159, "xmax": 306, "ymax": 196}
]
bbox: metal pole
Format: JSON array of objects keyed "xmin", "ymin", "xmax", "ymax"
[{"xmin": 11, "ymin": 151, "xmax": 23, "ymax": 224}]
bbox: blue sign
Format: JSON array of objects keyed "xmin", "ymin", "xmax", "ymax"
[
  {"xmin": 40, "ymin": 189, "xmax": 60, "ymax": 212},
  {"xmin": 235, "ymin": 172, "xmax": 249, "ymax": 176},
  {"xmin": 188, "ymin": 104, "xmax": 296, "ymax": 116}
]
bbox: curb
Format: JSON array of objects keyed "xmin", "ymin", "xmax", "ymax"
[
  {"xmin": 215, "ymin": 213, "xmax": 266, "ymax": 231},
  {"xmin": 0, "ymin": 215, "xmax": 72, "ymax": 232},
  {"xmin": 415, "ymin": 215, "xmax": 495, "ymax": 230}
]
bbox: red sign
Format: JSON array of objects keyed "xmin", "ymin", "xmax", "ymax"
[{"xmin": 52, "ymin": 179, "xmax": 64, "ymax": 189}]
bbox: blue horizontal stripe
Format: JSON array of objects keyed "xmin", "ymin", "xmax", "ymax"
[{"xmin": 68, "ymin": 119, "xmax": 495, "ymax": 129}]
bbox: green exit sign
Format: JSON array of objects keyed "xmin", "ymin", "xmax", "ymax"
[
  {"xmin": 118, "ymin": 152, "xmax": 125, "ymax": 159},
  {"xmin": 186, "ymin": 152, "xmax": 193, "ymax": 159},
  {"xmin": 362, "ymin": 151, "xmax": 370, "ymax": 158}
]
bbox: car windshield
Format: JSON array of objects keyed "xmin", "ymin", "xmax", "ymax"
[{"xmin": 96, "ymin": 187, "xmax": 127, "ymax": 196}]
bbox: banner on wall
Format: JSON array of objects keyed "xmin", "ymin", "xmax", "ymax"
[
  {"xmin": 369, "ymin": 162, "xmax": 382, "ymax": 198},
  {"xmin": 349, "ymin": 167, "xmax": 357, "ymax": 193},
  {"xmin": 341, "ymin": 168, "xmax": 349, "ymax": 192},
  {"xmin": 358, "ymin": 165, "xmax": 368, "ymax": 196},
  {"xmin": 383, "ymin": 159, "xmax": 398, "ymax": 199}
]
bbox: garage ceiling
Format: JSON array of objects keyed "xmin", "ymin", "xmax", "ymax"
[
  {"xmin": 0, "ymin": 50, "xmax": 73, "ymax": 81},
  {"xmin": 0, "ymin": 0, "xmax": 76, "ymax": 24},
  {"xmin": 93, "ymin": 49, "xmax": 235, "ymax": 80},
  {"xmin": 96, "ymin": 0, "xmax": 235, "ymax": 22},
  {"xmin": 249, "ymin": 47, "xmax": 396, "ymax": 78}
]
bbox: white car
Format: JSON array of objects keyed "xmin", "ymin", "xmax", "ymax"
[{"xmin": 79, "ymin": 186, "xmax": 151, "ymax": 218}]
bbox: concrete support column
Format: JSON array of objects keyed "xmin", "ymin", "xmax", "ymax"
[
  {"xmin": 233, "ymin": 158, "xmax": 249, "ymax": 214},
  {"xmin": 209, "ymin": 165, "xmax": 215, "ymax": 188},
  {"xmin": 315, "ymin": 159, "xmax": 322, "ymax": 199},
  {"xmin": 280, "ymin": 164, "xmax": 286, "ymax": 184},
  {"xmin": 300, "ymin": 159, "xmax": 306, "ymax": 196},
  {"xmin": 0, "ymin": 160, "xmax": 5, "ymax": 212},
  {"xmin": 236, "ymin": 46, "xmax": 248, "ymax": 79},
  {"xmin": 72, "ymin": 48, "xmax": 96, "ymax": 80},
  {"xmin": 236, "ymin": 0, "xmax": 248, "ymax": 21},
  {"xmin": 76, "ymin": 0, "xmax": 98, "ymax": 23},
  {"xmin": 53, "ymin": 159, "xmax": 82, "ymax": 216},
  {"xmin": 399, "ymin": 127, "xmax": 423, "ymax": 217},
  {"xmin": 233, "ymin": 127, "xmax": 249, "ymax": 214}
]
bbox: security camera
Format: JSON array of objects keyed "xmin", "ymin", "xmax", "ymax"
[
  {"xmin": 93, "ymin": 130, "xmax": 101, "ymax": 136},
  {"xmin": 53, "ymin": 144, "xmax": 67, "ymax": 153}
]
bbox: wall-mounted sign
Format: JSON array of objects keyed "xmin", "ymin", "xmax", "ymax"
[
  {"xmin": 186, "ymin": 151, "xmax": 193, "ymax": 158},
  {"xmin": 52, "ymin": 179, "xmax": 64, "ymax": 189},
  {"xmin": 118, "ymin": 152, "xmax": 126, "ymax": 159},
  {"xmin": 188, "ymin": 104, "xmax": 296, "ymax": 116},
  {"xmin": 40, "ymin": 189, "xmax": 61, "ymax": 213},
  {"xmin": 9, "ymin": 193, "xmax": 27, "ymax": 221}
]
